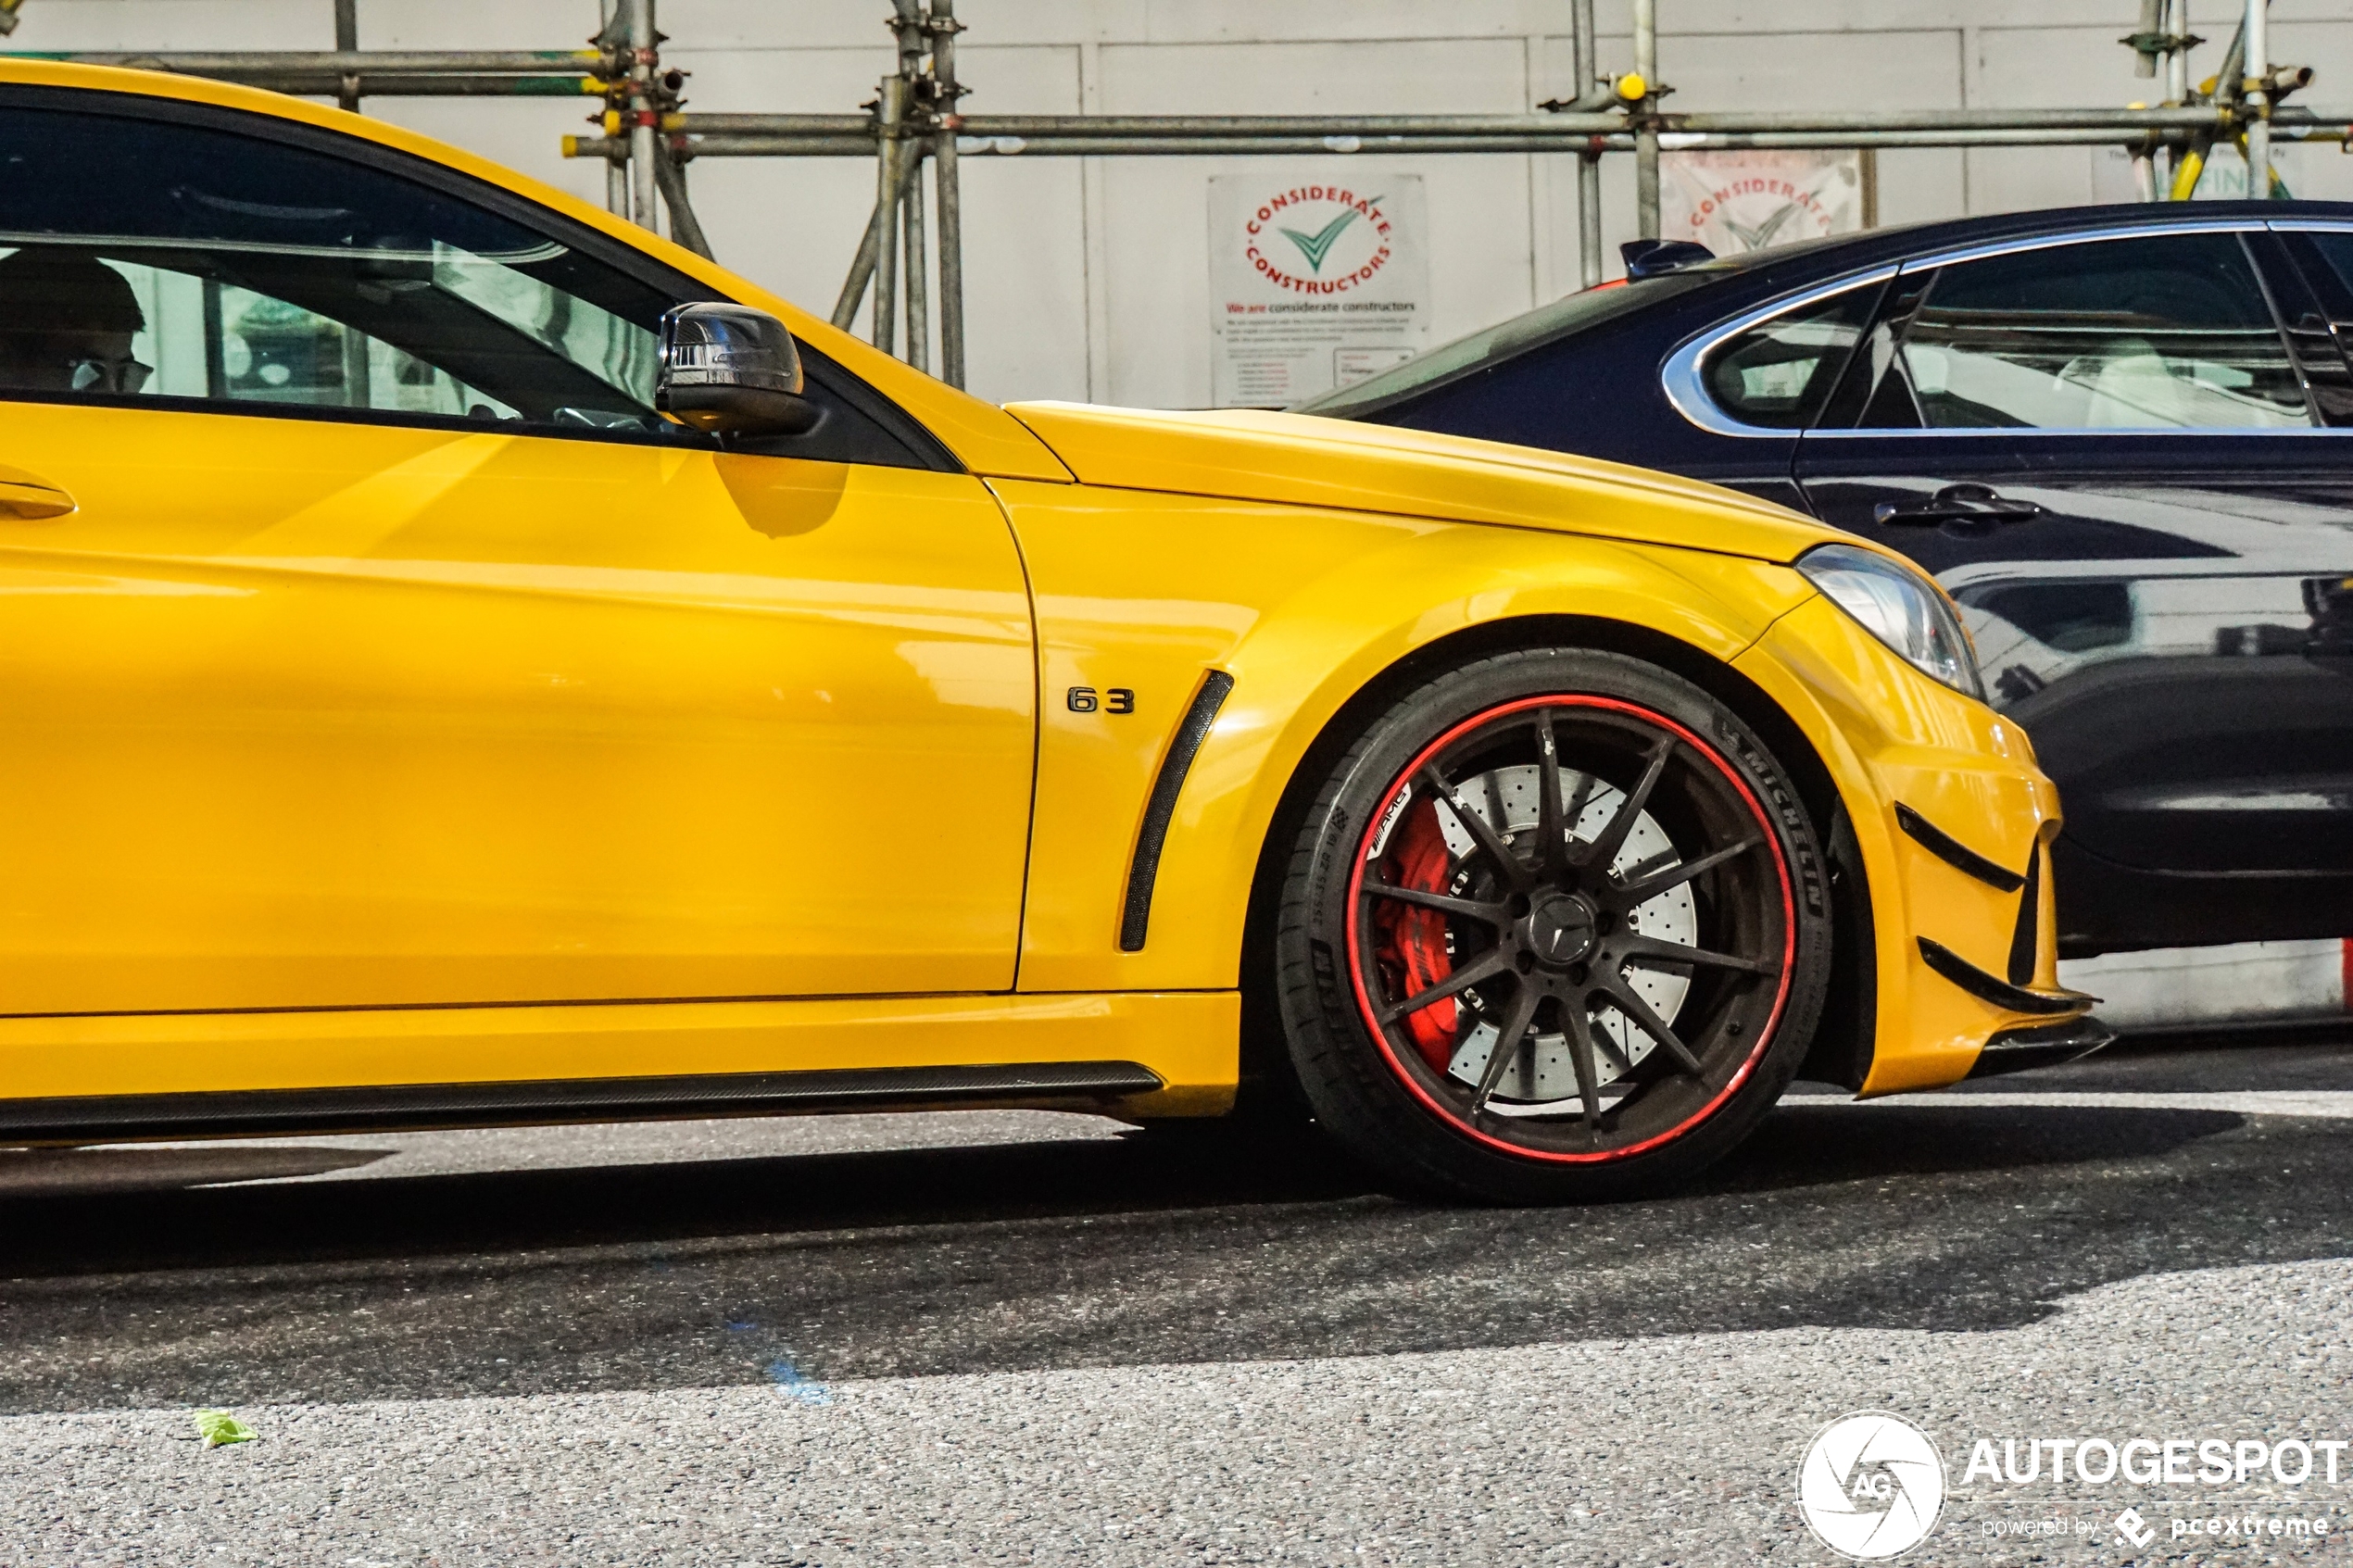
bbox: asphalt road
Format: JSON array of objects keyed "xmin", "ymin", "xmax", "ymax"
[{"xmin": 3, "ymin": 1035, "xmax": 2350, "ymax": 1565}]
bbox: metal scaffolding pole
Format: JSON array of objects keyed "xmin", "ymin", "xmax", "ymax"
[
  {"xmin": 2245, "ymin": 0, "xmax": 2271, "ymax": 197},
  {"xmin": 624, "ymin": 0, "xmax": 660, "ymax": 231},
  {"xmin": 650, "ymin": 143, "xmax": 714, "ymax": 258},
  {"xmin": 1570, "ymin": 0, "xmax": 1603, "ymax": 110},
  {"xmin": 869, "ymin": 74, "xmax": 909, "ymax": 354},
  {"xmin": 598, "ymin": 0, "xmax": 627, "ymax": 215},
  {"xmin": 16, "ymin": 48, "xmax": 606, "ymax": 93},
  {"xmin": 2131, "ymin": 0, "xmax": 2163, "ymax": 78},
  {"xmin": 830, "ymin": 142, "xmax": 923, "ymax": 330},
  {"xmin": 931, "ymin": 0, "xmax": 967, "ymax": 389},
  {"xmin": 2172, "ymin": 10, "xmax": 2249, "ymax": 200},
  {"xmin": 2128, "ymin": 0, "xmax": 2161, "ymax": 198},
  {"xmin": 903, "ymin": 153, "xmax": 928, "ymax": 373},
  {"xmin": 1649, "ymin": 106, "xmax": 2241, "ymax": 132},
  {"xmin": 676, "ymin": 107, "xmax": 2263, "ymax": 143},
  {"xmin": 889, "ymin": 0, "xmax": 930, "ymax": 372},
  {"xmin": 2162, "ymin": 0, "xmax": 2192, "ymax": 193},
  {"xmin": 1632, "ymin": 0, "xmax": 1659, "ymax": 241},
  {"xmin": 1578, "ymin": 150, "xmax": 1604, "ymax": 284},
  {"xmin": 1572, "ymin": 0, "xmax": 1605, "ymax": 289},
  {"xmin": 332, "ymin": 0, "xmax": 358, "ymax": 112},
  {"xmin": 333, "ymin": 0, "xmax": 367, "ymax": 404},
  {"xmin": 669, "ymin": 109, "xmax": 2348, "ymax": 160}
]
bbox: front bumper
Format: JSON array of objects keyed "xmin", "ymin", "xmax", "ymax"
[{"xmin": 1735, "ymin": 594, "xmax": 2100, "ymax": 1097}]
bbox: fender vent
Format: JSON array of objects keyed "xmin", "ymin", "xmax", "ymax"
[
  {"xmin": 1894, "ymin": 803, "xmax": 2026, "ymax": 892},
  {"xmin": 1919, "ymin": 936, "xmax": 2095, "ymax": 1016},
  {"xmin": 1119, "ymin": 670, "xmax": 1236, "ymax": 952}
]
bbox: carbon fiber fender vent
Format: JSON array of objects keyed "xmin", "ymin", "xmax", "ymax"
[
  {"xmin": 1119, "ymin": 670, "xmax": 1236, "ymax": 952},
  {"xmin": 1918, "ymin": 936, "xmax": 2096, "ymax": 1017},
  {"xmin": 1894, "ymin": 803, "xmax": 2028, "ymax": 893}
]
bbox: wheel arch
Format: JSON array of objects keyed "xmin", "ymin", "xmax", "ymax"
[{"xmin": 1231, "ymin": 609, "xmax": 1867, "ymax": 1110}]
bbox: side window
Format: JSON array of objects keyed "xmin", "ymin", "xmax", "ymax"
[
  {"xmin": 1825, "ymin": 232, "xmax": 2313, "ymax": 432},
  {"xmin": 1698, "ymin": 282, "xmax": 1881, "ymax": 430},
  {"xmin": 2288, "ymin": 231, "xmax": 2353, "ymax": 306},
  {"xmin": 0, "ymin": 104, "xmax": 673, "ymax": 433},
  {"xmin": 2271, "ymin": 229, "xmax": 2353, "ymax": 427},
  {"xmin": 128, "ymin": 266, "xmax": 535, "ymax": 420}
]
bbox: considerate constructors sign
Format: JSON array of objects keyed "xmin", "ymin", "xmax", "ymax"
[
  {"xmin": 1210, "ymin": 172, "xmax": 1428, "ymax": 408},
  {"xmin": 1661, "ymin": 149, "xmax": 1866, "ymax": 255},
  {"xmin": 1243, "ymin": 183, "xmax": 1398, "ymax": 293}
]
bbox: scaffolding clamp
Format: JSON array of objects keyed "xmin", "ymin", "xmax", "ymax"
[{"xmin": 2120, "ymin": 30, "xmax": 2203, "ymax": 61}]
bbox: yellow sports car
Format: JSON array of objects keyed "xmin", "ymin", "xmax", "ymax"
[{"xmin": 0, "ymin": 62, "xmax": 2098, "ymax": 1201}]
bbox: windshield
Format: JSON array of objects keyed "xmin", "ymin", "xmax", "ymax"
[{"xmin": 1292, "ymin": 270, "xmax": 1718, "ymax": 419}]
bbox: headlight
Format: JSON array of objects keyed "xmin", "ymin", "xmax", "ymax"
[{"xmin": 1796, "ymin": 544, "xmax": 1983, "ymax": 700}]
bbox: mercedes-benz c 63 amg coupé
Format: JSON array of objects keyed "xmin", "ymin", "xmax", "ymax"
[{"xmin": 0, "ymin": 61, "xmax": 2097, "ymax": 1200}]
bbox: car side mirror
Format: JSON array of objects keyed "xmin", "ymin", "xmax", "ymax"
[{"xmin": 655, "ymin": 302, "xmax": 821, "ymax": 437}]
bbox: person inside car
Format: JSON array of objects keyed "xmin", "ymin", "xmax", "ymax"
[{"xmin": 0, "ymin": 248, "xmax": 149, "ymax": 395}]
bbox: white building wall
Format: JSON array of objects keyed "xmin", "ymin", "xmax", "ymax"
[{"xmin": 13, "ymin": 1, "xmax": 2353, "ymax": 405}]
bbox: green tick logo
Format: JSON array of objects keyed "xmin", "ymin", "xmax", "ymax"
[
  {"xmin": 1279, "ymin": 201, "xmax": 1378, "ymax": 273},
  {"xmin": 1722, "ymin": 203, "xmax": 1804, "ymax": 253}
]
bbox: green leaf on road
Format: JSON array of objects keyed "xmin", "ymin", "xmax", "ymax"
[{"xmin": 193, "ymin": 1410, "xmax": 255, "ymax": 1448}]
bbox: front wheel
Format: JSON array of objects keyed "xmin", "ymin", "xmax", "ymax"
[{"xmin": 1269, "ymin": 646, "xmax": 1831, "ymax": 1203}]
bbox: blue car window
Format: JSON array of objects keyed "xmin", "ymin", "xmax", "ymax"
[
  {"xmin": 1291, "ymin": 270, "xmax": 1717, "ymax": 419},
  {"xmin": 1699, "ymin": 282, "xmax": 1881, "ymax": 430},
  {"xmin": 1835, "ymin": 232, "xmax": 2312, "ymax": 432},
  {"xmin": 2294, "ymin": 232, "xmax": 2353, "ymax": 305}
]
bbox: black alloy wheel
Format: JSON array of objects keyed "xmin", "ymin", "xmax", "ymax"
[{"xmin": 1271, "ymin": 647, "xmax": 1831, "ymax": 1203}]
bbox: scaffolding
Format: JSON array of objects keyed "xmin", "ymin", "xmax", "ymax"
[{"xmin": 12, "ymin": 0, "xmax": 2351, "ymax": 391}]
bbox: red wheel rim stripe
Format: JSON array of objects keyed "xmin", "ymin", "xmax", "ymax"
[{"xmin": 1341, "ymin": 694, "xmax": 1798, "ymax": 1165}]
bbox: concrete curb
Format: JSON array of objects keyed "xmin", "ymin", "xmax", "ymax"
[{"xmin": 2059, "ymin": 938, "xmax": 2348, "ymax": 1032}]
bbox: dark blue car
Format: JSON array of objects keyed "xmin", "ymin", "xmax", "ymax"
[{"xmin": 1301, "ymin": 202, "xmax": 2353, "ymax": 960}]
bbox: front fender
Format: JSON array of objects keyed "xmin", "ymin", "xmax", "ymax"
[{"xmin": 990, "ymin": 480, "xmax": 1811, "ymax": 994}]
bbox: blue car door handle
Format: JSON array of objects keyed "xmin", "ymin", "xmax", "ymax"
[{"xmin": 1874, "ymin": 483, "xmax": 2045, "ymax": 527}]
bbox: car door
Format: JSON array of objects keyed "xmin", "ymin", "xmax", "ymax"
[
  {"xmin": 1786, "ymin": 224, "xmax": 2353, "ymax": 953},
  {"xmin": 0, "ymin": 93, "xmax": 1036, "ymax": 1018}
]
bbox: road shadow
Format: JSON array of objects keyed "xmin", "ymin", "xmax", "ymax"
[
  {"xmin": 6, "ymin": 1092, "xmax": 2341, "ymax": 1415},
  {"xmin": 0, "ymin": 1095, "xmax": 2235, "ymax": 1275},
  {"xmin": 1715, "ymin": 1097, "xmax": 2246, "ymax": 1186},
  {"xmin": 0, "ymin": 1145, "xmax": 390, "ymax": 1198},
  {"xmin": 1948, "ymin": 1031, "xmax": 2353, "ymax": 1094}
]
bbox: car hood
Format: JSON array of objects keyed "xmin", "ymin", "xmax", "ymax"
[{"xmin": 1000, "ymin": 402, "xmax": 1839, "ymax": 563}]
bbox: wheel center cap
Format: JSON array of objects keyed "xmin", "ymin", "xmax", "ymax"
[{"xmin": 1523, "ymin": 891, "xmax": 1597, "ymax": 968}]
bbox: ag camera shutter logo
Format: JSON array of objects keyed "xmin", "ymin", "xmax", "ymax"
[{"xmin": 1798, "ymin": 1411, "xmax": 1947, "ymax": 1560}]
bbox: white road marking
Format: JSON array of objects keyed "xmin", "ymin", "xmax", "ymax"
[{"xmin": 1858, "ymin": 1089, "xmax": 2353, "ymax": 1120}]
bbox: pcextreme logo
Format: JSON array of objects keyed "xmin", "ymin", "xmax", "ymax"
[
  {"xmin": 1798, "ymin": 1411, "xmax": 1948, "ymax": 1561},
  {"xmin": 1241, "ymin": 184, "xmax": 1393, "ymax": 295}
]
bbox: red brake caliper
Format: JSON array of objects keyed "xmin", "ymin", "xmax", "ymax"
[{"xmin": 1372, "ymin": 801, "xmax": 1461, "ymax": 1070}]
